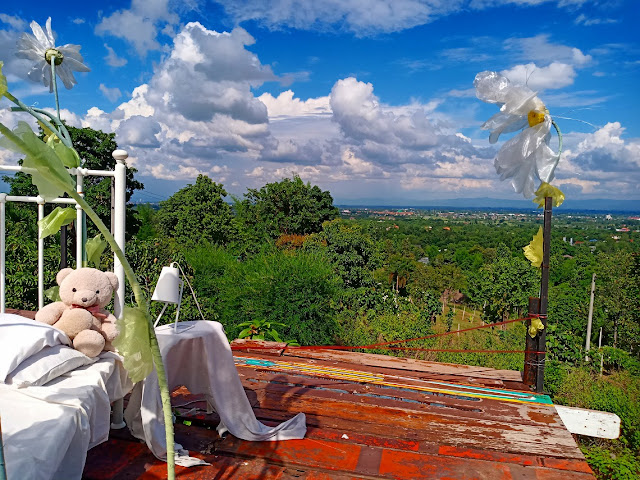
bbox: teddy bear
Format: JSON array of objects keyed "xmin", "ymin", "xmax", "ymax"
[{"xmin": 35, "ymin": 267, "xmax": 120, "ymax": 358}]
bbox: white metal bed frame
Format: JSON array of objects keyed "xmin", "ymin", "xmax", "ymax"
[
  {"xmin": 0, "ymin": 149, "xmax": 128, "ymax": 318},
  {"xmin": 0, "ymin": 149, "xmax": 130, "ymax": 428}
]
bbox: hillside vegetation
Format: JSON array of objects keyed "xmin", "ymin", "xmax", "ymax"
[{"xmin": 3, "ymin": 166, "xmax": 639, "ymax": 478}]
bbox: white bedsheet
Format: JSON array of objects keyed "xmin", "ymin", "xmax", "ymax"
[{"xmin": 0, "ymin": 352, "xmax": 132, "ymax": 480}]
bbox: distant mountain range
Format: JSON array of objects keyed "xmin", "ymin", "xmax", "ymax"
[{"xmin": 336, "ymin": 197, "xmax": 640, "ymax": 213}]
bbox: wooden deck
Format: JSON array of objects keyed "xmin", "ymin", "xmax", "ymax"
[{"xmin": 83, "ymin": 341, "xmax": 594, "ymax": 479}]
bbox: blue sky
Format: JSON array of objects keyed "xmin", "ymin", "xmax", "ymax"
[{"xmin": 0, "ymin": 0, "xmax": 638, "ymax": 205}]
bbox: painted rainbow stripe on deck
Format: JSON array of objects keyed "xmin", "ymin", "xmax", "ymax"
[{"xmin": 234, "ymin": 356, "xmax": 553, "ymax": 406}]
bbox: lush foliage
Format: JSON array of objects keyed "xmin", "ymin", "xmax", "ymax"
[
  {"xmin": 155, "ymin": 175, "xmax": 238, "ymax": 247},
  {"xmin": 235, "ymin": 175, "xmax": 338, "ymax": 241}
]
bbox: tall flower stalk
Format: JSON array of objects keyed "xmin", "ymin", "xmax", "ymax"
[{"xmin": 0, "ymin": 18, "xmax": 176, "ymax": 479}]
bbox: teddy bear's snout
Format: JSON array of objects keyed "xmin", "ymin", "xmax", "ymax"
[{"xmin": 74, "ymin": 290, "xmax": 98, "ymax": 306}]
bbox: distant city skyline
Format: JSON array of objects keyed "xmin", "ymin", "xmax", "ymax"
[{"xmin": 1, "ymin": 0, "xmax": 638, "ymax": 206}]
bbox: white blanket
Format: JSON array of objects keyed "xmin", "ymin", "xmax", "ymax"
[
  {"xmin": 0, "ymin": 314, "xmax": 133, "ymax": 480},
  {"xmin": 124, "ymin": 321, "xmax": 306, "ymax": 465}
]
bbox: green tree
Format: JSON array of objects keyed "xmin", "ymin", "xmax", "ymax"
[
  {"xmin": 467, "ymin": 244, "xmax": 538, "ymax": 323},
  {"xmin": 156, "ymin": 175, "xmax": 238, "ymax": 246},
  {"xmin": 235, "ymin": 175, "xmax": 338, "ymax": 241},
  {"xmin": 304, "ymin": 219, "xmax": 381, "ymax": 289}
]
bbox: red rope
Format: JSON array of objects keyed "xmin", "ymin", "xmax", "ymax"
[{"xmin": 231, "ymin": 316, "xmax": 536, "ymax": 354}]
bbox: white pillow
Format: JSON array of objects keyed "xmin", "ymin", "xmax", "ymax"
[
  {"xmin": 0, "ymin": 313, "xmax": 71, "ymax": 383},
  {"xmin": 5, "ymin": 344, "xmax": 95, "ymax": 388}
]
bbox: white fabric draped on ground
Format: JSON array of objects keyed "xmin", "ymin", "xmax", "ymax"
[{"xmin": 124, "ymin": 320, "xmax": 306, "ymax": 465}]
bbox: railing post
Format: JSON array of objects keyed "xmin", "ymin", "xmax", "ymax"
[
  {"xmin": 76, "ymin": 169, "xmax": 85, "ymax": 267},
  {"xmin": 37, "ymin": 197, "xmax": 45, "ymax": 310},
  {"xmin": 112, "ymin": 149, "xmax": 128, "ymax": 320},
  {"xmin": 536, "ymin": 196, "xmax": 553, "ymax": 393},
  {"xmin": 524, "ymin": 296, "xmax": 540, "ymax": 387}
]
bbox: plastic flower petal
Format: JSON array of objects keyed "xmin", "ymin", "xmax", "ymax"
[
  {"xmin": 15, "ymin": 17, "xmax": 90, "ymax": 92},
  {"xmin": 474, "ymin": 71, "xmax": 559, "ymax": 198},
  {"xmin": 529, "ymin": 318, "xmax": 545, "ymax": 338},
  {"xmin": 523, "ymin": 226, "xmax": 544, "ymax": 268},
  {"xmin": 533, "ymin": 182, "xmax": 565, "ymax": 209}
]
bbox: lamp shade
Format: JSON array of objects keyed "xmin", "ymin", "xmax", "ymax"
[{"xmin": 151, "ymin": 265, "xmax": 181, "ymax": 304}]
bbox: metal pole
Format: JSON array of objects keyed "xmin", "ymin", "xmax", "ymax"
[
  {"xmin": 585, "ymin": 273, "xmax": 596, "ymax": 361},
  {"xmin": 112, "ymin": 150, "xmax": 128, "ymax": 320},
  {"xmin": 76, "ymin": 170, "xmax": 84, "ymax": 267},
  {"xmin": 536, "ymin": 196, "xmax": 553, "ymax": 393},
  {"xmin": 37, "ymin": 200, "xmax": 45, "ymax": 310},
  {"xmin": 524, "ymin": 296, "xmax": 540, "ymax": 387}
]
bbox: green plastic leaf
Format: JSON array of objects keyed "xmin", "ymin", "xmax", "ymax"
[
  {"xmin": 0, "ymin": 61, "xmax": 7, "ymax": 97},
  {"xmin": 86, "ymin": 234, "xmax": 107, "ymax": 266},
  {"xmin": 38, "ymin": 206, "xmax": 76, "ymax": 239},
  {"xmin": 44, "ymin": 285, "xmax": 61, "ymax": 302},
  {"xmin": 112, "ymin": 306, "xmax": 154, "ymax": 383},
  {"xmin": 49, "ymin": 135, "xmax": 81, "ymax": 168},
  {"xmin": 0, "ymin": 121, "xmax": 74, "ymax": 201}
]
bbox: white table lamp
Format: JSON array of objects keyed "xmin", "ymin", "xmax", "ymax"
[{"xmin": 152, "ymin": 263, "xmax": 184, "ymax": 331}]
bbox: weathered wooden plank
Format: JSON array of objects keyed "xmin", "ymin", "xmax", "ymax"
[
  {"xmin": 252, "ymin": 390, "xmax": 584, "ymax": 459},
  {"xmin": 236, "ymin": 368, "xmax": 564, "ymax": 428},
  {"xmin": 232, "ymin": 339, "xmax": 288, "ymax": 356},
  {"xmin": 280, "ymin": 348, "xmax": 525, "ymax": 383}
]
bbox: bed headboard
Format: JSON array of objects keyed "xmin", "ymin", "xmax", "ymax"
[{"xmin": 0, "ymin": 149, "xmax": 128, "ymax": 319}]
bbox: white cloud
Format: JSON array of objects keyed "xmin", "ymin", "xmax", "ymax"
[
  {"xmin": 216, "ymin": 0, "xmax": 458, "ymax": 36},
  {"xmin": 104, "ymin": 44, "xmax": 128, "ymax": 67},
  {"xmin": 501, "ymin": 62, "xmax": 577, "ymax": 90},
  {"xmin": 95, "ymin": 0, "xmax": 180, "ymax": 56},
  {"xmin": 330, "ymin": 77, "xmax": 438, "ymax": 149},
  {"xmin": 0, "ymin": 14, "xmax": 26, "ymax": 31},
  {"xmin": 99, "ymin": 83, "xmax": 123, "ymax": 102},
  {"xmin": 504, "ymin": 34, "xmax": 592, "ymax": 67},
  {"xmin": 72, "ymin": 18, "xmax": 86, "ymax": 25},
  {"xmin": 574, "ymin": 14, "xmax": 617, "ymax": 26},
  {"xmin": 258, "ymin": 91, "xmax": 331, "ymax": 119},
  {"xmin": 557, "ymin": 123, "xmax": 640, "ymax": 195}
]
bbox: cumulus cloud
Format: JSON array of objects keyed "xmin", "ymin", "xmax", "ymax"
[
  {"xmin": 96, "ymin": 0, "xmax": 180, "ymax": 56},
  {"xmin": 557, "ymin": 123, "xmax": 640, "ymax": 195},
  {"xmin": 116, "ymin": 115, "xmax": 162, "ymax": 147},
  {"xmin": 258, "ymin": 91, "xmax": 331, "ymax": 119},
  {"xmin": 330, "ymin": 77, "xmax": 438, "ymax": 149}
]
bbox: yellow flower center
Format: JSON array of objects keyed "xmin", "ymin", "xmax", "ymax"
[
  {"xmin": 45, "ymin": 48, "xmax": 64, "ymax": 66},
  {"xmin": 528, "ymin": 109, "xmax": 546, "ymax": 127}
]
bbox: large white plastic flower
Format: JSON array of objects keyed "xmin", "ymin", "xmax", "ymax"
[
  {"xmin": 16, "ymin": 17, "xmax": 90, "ymax": 92},
  {"xmin": 474, "ymin": 71, "xmax": 559, "ymax": 198}
]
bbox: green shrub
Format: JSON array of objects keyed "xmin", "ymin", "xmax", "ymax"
[
  {"xmin": 583, "ymin": 446, "xmax": 640, "ymax": 480},
  {"xmin": 217, "ymin": 250, "xmax": 340, "ymax": 345}
]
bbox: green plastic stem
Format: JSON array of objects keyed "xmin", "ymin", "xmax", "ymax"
[{"xmin": 67, "ymin": 190, "xmax": 176, "ymax": 479}]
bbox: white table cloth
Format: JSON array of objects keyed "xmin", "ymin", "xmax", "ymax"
[{"xmin": 124, "ymin": 320, "xmax": 306, "ymax": 464}]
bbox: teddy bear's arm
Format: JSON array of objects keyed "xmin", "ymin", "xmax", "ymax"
[
  {"xmin": 100, "ymin": 312, "xmax": 119, "ymax": 342},
  {"xmin": 35, "ymin": 302, "xmax": 68, "ymax": 325}
]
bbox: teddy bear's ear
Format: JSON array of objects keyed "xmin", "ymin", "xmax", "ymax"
[
  {"xmin": 105, "ymin": 272, "xmax": 119, "ymax": 291},
  {"xmin": 56, "ymin": 268, "xmax": 75, "ymax": 285}
]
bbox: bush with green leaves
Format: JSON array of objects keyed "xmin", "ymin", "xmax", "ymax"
[{"xmin": 210, "ymin": 249, "xmax": 340, "ymax": 345}]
